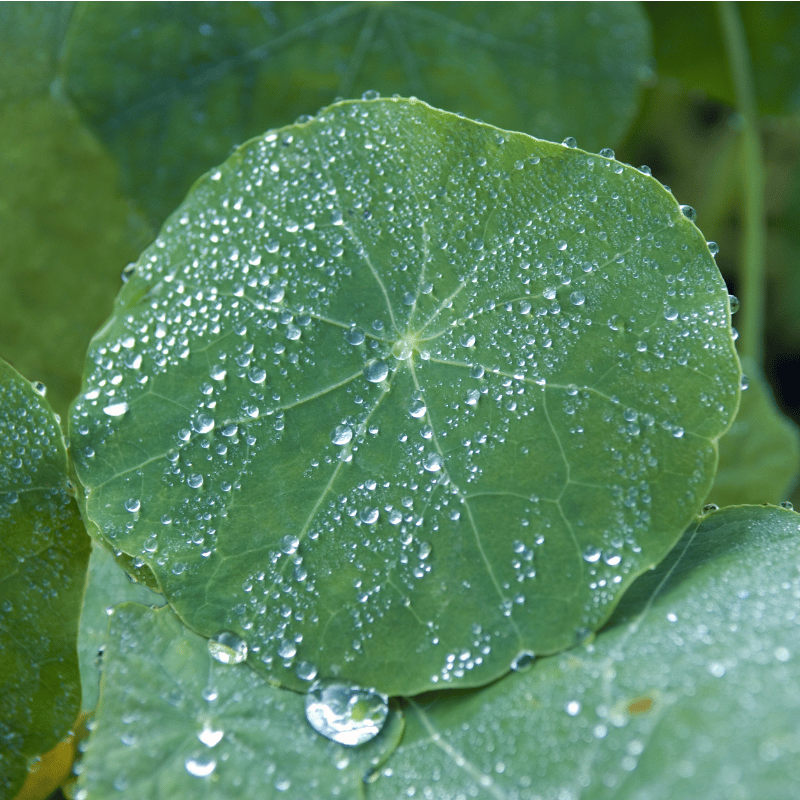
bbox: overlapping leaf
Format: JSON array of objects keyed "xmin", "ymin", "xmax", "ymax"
[
  {"xmin": 77, "ymin": 603, "xmax": 404, "ymax": 800},
  {"xmin": 71, "ymin": 98, "xmax": 740, "ymax": 696},
  {"xmin": 0, "ymin": 357, "xmax": 90, "ymax": 800},
  {"xmin": 61, "ymin": 1, "xmax": 652, "ymax": 226},
  {"xmin": 366, "ymin": 505, "xmax": 800, "ymax": 799}
]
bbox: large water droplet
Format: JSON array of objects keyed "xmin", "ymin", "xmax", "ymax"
[
  {"xmin": 208, "ymin": 631, "xmax": 248, "ymax": 664},
  {"xmin": 103, "ymin": 401, "xmax": 129, "ymax": 417},
  {"xmin": 728, "ymin": 294, "xmax": 740, "ymax": 314},
  {"xmin": 305, "ymin": 679, "xmax": 389, "ymax": 746},
  {"xmin": 364, "ymin": 361, "xmax": 389, "ymax": 383},
  {"xmin": 679, "ymin": 204, "xmax": 697, "ymax": 222},
  {"xmin": 510, "ymin": 650, "xmax": 536, "ymax": 672},
  {"xmin": 185, "ymin": 751, "xmax": 217, "ymax": 777},
  {"xmin": 346, "ymin": 327, "xmax": 366, "ymax": 345},
  {"xmin": 423, "ymin": 453, "xmax": 443, "ymax": 472},
  {"xmin": 193, "ymin": 414, "xmax": 215, "ymax": 434},
  {"xmin": 331, "ymin": 425, "xmax": 353, "ymax": 445}
]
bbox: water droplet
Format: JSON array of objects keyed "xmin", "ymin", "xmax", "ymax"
[
  {"xmin": 278, "ymin": 639, "xmax": 297, "ymax": 659},
  {"xmin": 361, "ymin": 89, "xmax": 381, "ymax": 101},
  {"xmin": 364, "ymin": 360, "xmax": 389, "ymax": 383},
  {"xmin": 188, "ymin": 473, "xmax": 204, "ymax": 489},
  {"xmin": 360, "ymin": 507, "xmax": 379, "ymax": 524},
  {"xmin": 103, "ymin": 401, "xmax": 129, "ymax": 417},
  {"xmin": 305, "ymin": 679, "xmax": 389, "ymax": 746},
  {"xmin": 268, "ymin": 285, "xmax": 285, "ymax": 303},
  {"xmin": 193, "ymin": 414, "xmax": 215, "ymax": 434},
  {"xmin": 664, "ymin": 307, "xmax": 679, "ymax": 321},
  {"xmin": 208, "ymin": 631, "xmax": 248, "ymax": 664},
  {"xmin": 185, "ymin": 751, "xmax": 217, "ymax": 777},
  {"xmin": 565, "ymin": 700, "xmax": 581, "ymax": 716},
  {"xmin": 31, "ymin": 381, "xmax": 46, "ymax": 397},
  {"xmin": 465, "ymin": 389, "xmax": 480, "ymax": 406},
  {"xmin": 346, "ymin": 327, "xmax": 365, "ymax": 345},
  {"xmin": 296, "ymin": 661, "xmax": 318, "ymax": 681},
  {"xmin": 197, "ymin": 723, "xmax": 224, "ymax": 748},
  {"xmin": 569, "ymin": 291, "xmax": 585, "ymax": 306},
  {"xmin": 460, "ymin": 333, "xmax": 476, "ymax": 348},
  {"xmin": 280, "ymin": 534, "xmax": 300, "ymax": 555},
  {"xmin": 583, "ymin": 545, "xmax": 601, "ymax": 563},
  {"xmin": 423, "ymin": 453, "xmax": 443, "ymax": 472},
  {"xmin": 599, "ymin": 148, "xmax": 615, "ymax": 159},
  {"xmin": 702, "ymin": 503, "xmax": 719, "ymax": 514},
  {"xmin": 249, "ymin": 367, "xmax": 267, "ymax": 384},
  {"xmin": 562, "ymin": 136, "xmax": 577, "ymax": 148},
  {"xmin": 728, "ymin": 294, "xmax": 740, "ymax": 314},
  {"xmin": 510, "ymin": 650, "xmax": 536, "ymax": 672},
  {"xmin": 740, "ymin": 375, "xmax": 749, "ymax": 391},
  {"xmin": 409, "ymin": 399, "xmax": 427, "ymax": 418},
  {"xmin": 124, "ymin": 498, "xmax": 141, "ymax": 513},
  {"xmin": 331, "ymin": 425, "xmax": 353, "ymax": 445},
  {"xmin": 707, "ymin": 241, "xmax": 719, "ymax": 256},
  {"xmin": 779, "ymin": 501, "xmax": 794, "ymax": 510},
  {"xmin": 679, "ymin": 205, "xmax": 697, "ymax": 222}
]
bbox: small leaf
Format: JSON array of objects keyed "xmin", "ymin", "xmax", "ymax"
[
  {"xmin": 71, "ymin": 98, "xmax": 740, "ymax": 696},
  {"xmin": 709, "ymin": 356, "xmax": 800, "ymax": 507},
  {"xmin": 61, "ymin": 1, "xmax": 652, "ymax": 226},
  {"xmin": 0, "ymin": 357, "xmax": 90, "ymax": 800},
  {"xmin": 366, "ymin": 505, "xmax": 800, "ymax": 799},
  {"xmin": 78, "ymin": 544, "xmax": 166, "ymax": 714},
  {"xmin": 76, "ymin": 603, "xmax": 404, "ymax": 799}
]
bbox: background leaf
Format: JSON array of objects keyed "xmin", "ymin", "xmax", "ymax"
[
  {"xmin": 71, "ymin": 97, "xmax": 740, "ymax": 697},
  {"xmin": 77, "ymin": 602, "xmax": 404, "ymax": 800},
  {"xmin": 0, "ymin": 357, "xmax": 90, "ymax": 800},
  {"xmin": 0, "ymin": 3, "xmax": 152, "ymax": 422},
  {"xmin": 709, "ymin": 355, "xmax": 800, "ymax": 507},
  {"xmin": 365, "ymin": 504, "xmax": 800, "ymax": 799},
  {"xmin": 61, "ymin": 1, "xmax": 652, "ymax": 227}
]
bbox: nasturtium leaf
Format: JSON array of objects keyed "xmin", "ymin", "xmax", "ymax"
[
  {"xmin": 61, "ymin": 1, "xmax": 652, "ymax": 226},
  {"xmin": 709, "ymin": 356, "xmax": 800, "ymax": 507},
  {"xmin": 76, "ymin": 603, "xmax": 404, "ymax": 800},
  {"xmin": 70, "ymin": 97, "xmax": 740, "ymax": 696},
  {"xmin": 0, "ymin": 357, "xmax": 90, "ymax": 800},
  {"xmin": 366, "ymin": 504, "xmax": 800, "ymax": 799},
  {"xmin": 78, "ymin": 544, "xmax": 165, "ymax": 714}
]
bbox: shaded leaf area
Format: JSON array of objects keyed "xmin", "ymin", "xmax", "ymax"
[
  {"xmin": 709, "ymin": 356, "xmax": 800, "ymax": 507},
  {"xmin": 78, "ymin": 544, "xmax": 165, "ymax": 714},
  {"xmin": 647, "ymin": 2, "xmax": 800, "ymax": 116},
  {"xmin": 0, "ymin": 1, "xmax": 73, "ymax": 101},
  {"xmin": 366, "ymin": 504, "xmax": 800, "ymax": 799},
  {"xmin": 77, "ymin": 603, "xmax": 404, "ymax": 800},
  {"xmin": 70, "ymin": 98, "xmax": 740, "ymax": 697},
  {"xmin": 61, "ymin": 1, "xmax": 652, "ymax": 227},
  {"xmin": 0, "ymin": 358, "xmax": 91, "ymax": 800},
  {"xmin": 0, "ymin": 4, "xmax": 153, "ymax": 422}
]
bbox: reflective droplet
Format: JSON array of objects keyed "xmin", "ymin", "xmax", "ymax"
[
  {"xmin": 305, "ymin": 679, "xmax": 389, "ymax": 746},
  {"xmin": 599, "ymin": 148, "xmax": 615, "ymax": 159},
  {"xmin": 565, "ymin": 700, "xmax": 581, "ymax": 716},
  {"xmin": 562, "ymin": 136, "xmax": 577, "ymax": 148},
  {"xmin": 569, "ymin": 291, "xmax": 585, "ymax": 306},
  {"xmin": 31, "ymin": 381, "xmax": 47, "ymax": 397},
  {"xmin": 197, "ymin": 723, "xmax": 224, "ymax": 748},
  {"xmin": 583, "ymin": 545, "xmax": 601, "ymax": 563},
  {"xmin": 740, "ymin": 375, "xmax": 749, "ymax": 391},
  {"xmin": 280, "ymin": 534, "xmax": 300, "ymax": 554},
  {"xmin": 702, "ymin": 503, "xmax": 719, "ymax": 514},
  {"xmin": 465, "ymin": 389, "xmax": 480, "ymax": 406},
  {"xmin": 278, "ymin": 639, "xmax": 297, "ymax": 659},
  {"xmin": 360, "ymin": 507, "xmax": 379, "ymax": 524},
  {"xmin": 510, "ymin": 650, "xmax": 536, "ymax": 672},
  {"xmin": 188, "ymin": 473, "xmax": 204, "ymax": 489},
  {"xmin": 707, "ymin": 241, "xmax": 719, "ymax": 256},
  {"xmin": 346, "ymin": 327, "xmax": 365, "ymax": 346},
  {"xmin": 331, "ymin": 425, "xmax": 353, "ymax": 445},
  {"xmin": 103, "ymin": 401, "xmax": 129, "ymax": 417},
  {"xmin": 124, "ymin": 498, "xmax": 141, "ymax": 513},
  {"xmin": 208, "ymin": 631, "xmax": 248, "ymax": 664},
  {"xmin": 728, "ymin": 294, "xmax": 740, "ymax": 314},
  {"xmin": 409, "ymin": 399, "xmax": 427, "ymax": 418},
  {"xmin": 296, "ymin": 661, "xmax": 318, "ymax": 681},
  {"xmin": 364, "ymin": 361, "xmax": 389, "ymax": 383},
  {"xmin": 193, "ymin": 414, "xmax": 215, "ymax": 434},
  {"xmin": 423, "ymin": 453, "xmax": 443, "ymax": 472},
  {"xmin": 679, "ymin": 204, "xmax": 697, "ymax": 222},
  {"xmin": 664, "ymin": 307, "xmax": 679, "ymax": 321},
  {"xmin": 779, "ymin": 501, "xmax": 794, "ymax": 510},
  {"xmin": 185, "ymin": 751, "xmax": 216, "ymax": 777}
]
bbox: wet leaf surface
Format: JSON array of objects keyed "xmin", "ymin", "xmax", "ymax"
[
  {"xmin": 0, "ymin": 357, "xmax": 90, "ymax": 799},
  {"xmin": 71, "ymin": 98, "xmax": 740, "ymax": 696},
  {"xmin": 77, "ymin": 602, "xmax": 404, "ymax": 800},
  {"xmin": 366, "ymin": 504, "xmax": 800, "ymax": 799},
  {"xmin": 61, "ymin": 1, "xmax": 652, "ymax": 226}
]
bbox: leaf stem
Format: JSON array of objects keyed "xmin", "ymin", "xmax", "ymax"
[{"xmin": 717, "ymin": 2, "xmax": 766, "ymax": 365}]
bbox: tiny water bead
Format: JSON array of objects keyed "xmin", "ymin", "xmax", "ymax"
[
  {"xmin": 208, "ymin": 630, "xmax": 248, "ymax": 664},
  {"xmin": 305, "ymin": 679, "xmax": 389, "ymax": 746}
]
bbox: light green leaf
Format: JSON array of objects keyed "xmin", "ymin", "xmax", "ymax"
[
  {"xmin": 0, "ymin": 357, "xmax": 91, "ymax": 800},
  {"xmin": 61, "ymin": 1, "xmax": 652, "ymax": 226},
  {"xmin": 709, "ymin": 356, "xmax": 800, "ymax": 507},
  {"xmin": 70, "ymin": 97, "xmax": 740, "ymax": 696},
  {"xmin": 366, "ymin": 504, "xmax": 800, "ymax": 799},
  {"xmin": 77, "ymin": 602, "xmax": 404, "ymax": 800},
  {"xmin": 78, "ymin": 544, "xmax": 166, "ymax": 714}
]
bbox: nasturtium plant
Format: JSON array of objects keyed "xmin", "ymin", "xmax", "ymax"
[
  {"xmin": 70, "ymin": 96, "xmax": 740, "ymax": 701},
  {"xmin": 0, "ymin": 359, "xmax": 90, "ymax": 799}
]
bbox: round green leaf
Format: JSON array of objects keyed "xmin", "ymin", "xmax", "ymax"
[
  {"xmin": 77, "ymin": 603, "xmax": 404, "ymax": 799},
  {"xmin": 70, "ymin": 97, "xmax": 740, "ymax": 696},
  {"xmin": 61, "ymin": 1, "xmax": 652, "ymax": 226},
  {"xmin": 366, "ymin": 504, "xmax": 800, "ymax": 799},
  {"xmin": 0, "ymin": 357, "xmax": 90, "ymax": 799}
]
